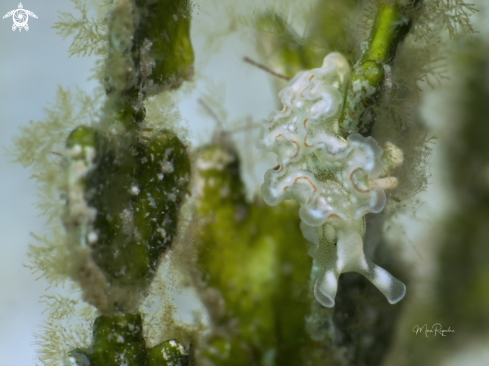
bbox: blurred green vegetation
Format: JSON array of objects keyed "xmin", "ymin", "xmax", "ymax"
[
  {"xmin": 194, "ymin": 145, "xmax": 311, "ymax": 365},
  {"xmin": 390, "ymin": 35, "xmax": 489, "ymax": 366}
]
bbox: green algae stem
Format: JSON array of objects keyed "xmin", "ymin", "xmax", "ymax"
[
  {"xmin": 339, "ymin": 1, "xmax": 416, "ymax": 135},
  {"xmin": 104, "ymin": 0, "xmax": 194, "ymax": 131},
  {"xmin": 88, "ymin": 314, "xmax": 148, "ymax": 366},
  {"xmin": 88, "ymin": 130, "xmax": 190, "ymax": 291},
  {"xmin": 147, "ymin": 339, "xmax": 190, "ymax": 366},
  {"xmin": 65, "ymin": 127, "xmax": 190, "ymax": 311},
  {"xmin": 360, "ymin": 2, "xmax": 413, "ymax": 65},
  {"xmin": 194, "ymin": 145, "xmax": 312, "ymax": 365},
  {"xmin": 137, "ymin": 0, "xmax": 194, "ymax": 89},
  {"xmin": 69, "ymin": 314, "xmax": 189, "ymax": 366},
  {"xmin": 82, "ymin": 0, "xmax": 194, "ymax": 295}
]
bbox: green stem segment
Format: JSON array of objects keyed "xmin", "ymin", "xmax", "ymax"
[
  {"xmin": 194, "ymin": 145, "xmax": 311, "ymax": 365},
  {"xmin": 104, "ymin": 0, "xmax": 194, "ymax": 131},
  {"xmin": 68, "ymin": 313, "xmax": 189, "ymax": 366},
  {"xmin": 339, "ymin": 1, "xmax": 416, "ymax": 136},
  {"xmin": 63, "ymin": 0, "xmax": 195, "ymax": 360}
]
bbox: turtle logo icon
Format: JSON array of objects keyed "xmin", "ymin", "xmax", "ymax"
[{"xmin": 3, "ymin": 3, "xmax": 38, "ymax": 32}]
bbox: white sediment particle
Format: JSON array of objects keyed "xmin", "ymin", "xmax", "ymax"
[
  {"xmin": 66, "ymin": 144, "xmax": 83, "ymax": 158},
  {"xmin": 130, "ymin": 185, "xmax": 140, "ymax": 195},
  {"xmin": 157, "ymin": 227, "xmax": 167, "ymax": 239},
  {"xmin": 148, "ymin": 193, "xmax": 157, "ymax": 208},
  {"xmin": 87, "ymin": 231, "xmax": 98, "ymax": 244},
  {"xmin": 160, "ymin": 148, "xmax": 175, "ymax": 173},
  {"xmin": 66, "ymin": 145, "xmax": 99, "ymax": 250},
  {"xmin": 162, "ymin": 348, "xmax": 170, "ymax": 360},
  {"xmin": 161, "ymin": 160, "xmax": 174, "ymax": 173}
]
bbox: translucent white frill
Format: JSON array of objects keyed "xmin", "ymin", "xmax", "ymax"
[{"xmin": 261, "ymin": 52, "xmax": 406, "ymax": 307}]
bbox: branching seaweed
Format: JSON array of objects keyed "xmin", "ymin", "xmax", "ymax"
[{"xmin": 53, "ymin": 0, "xmax": 107, "ymax": 57}]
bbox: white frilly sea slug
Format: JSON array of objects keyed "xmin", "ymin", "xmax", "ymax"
[{"xmin": 261, "ymin": 52, "xmax": 406, "ymax": 307}]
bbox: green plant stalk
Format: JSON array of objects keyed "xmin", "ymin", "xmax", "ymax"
[
  {"xmin": 194, "ymin": 145, "xmax": 312, "ymax": 365},
  {"xmin": 62, "ymin": 0, "xmax": 194, "ymax": 363},
  {"xmin": 104, "ymin": 0, "xmax": 194, "ymax": 132},
  {"xmin": 339, "ymin": 1, "xmax": 416, "ymax": 135},
  {"xmin": 68, "ymin": 313, "xmax": 189, "ymax": 366},
  {"xmin": 65, "ymin": 0, "xmax": 193, "ymax": 311},
  {"xmin": 138, "ymin": 0, "xmax": 194, "ymax": 88}
]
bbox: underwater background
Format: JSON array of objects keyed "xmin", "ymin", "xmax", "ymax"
[{"xmin": 1, "ymin": 0, "xmax": 489, "ymax": 365}]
